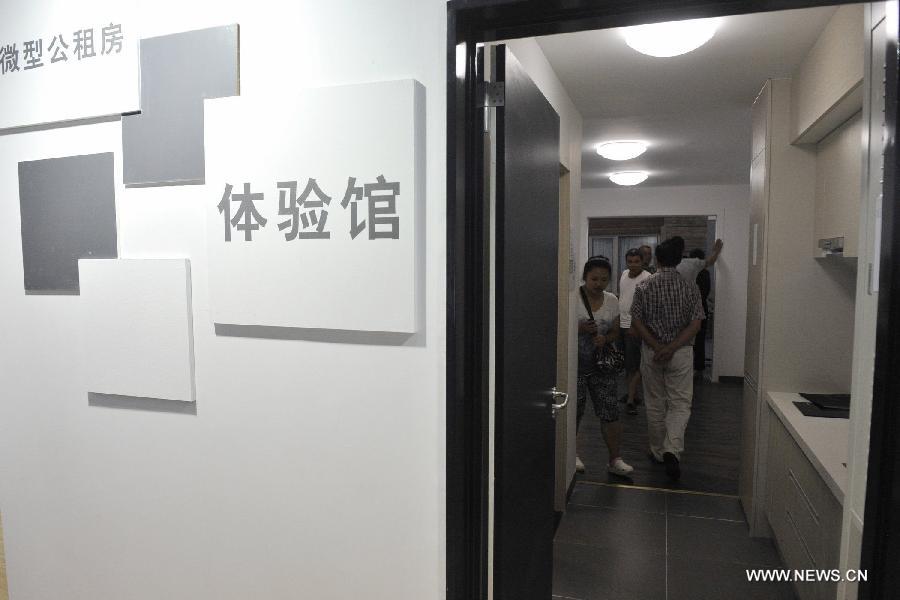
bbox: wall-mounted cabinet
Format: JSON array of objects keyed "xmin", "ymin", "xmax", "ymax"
[
  {"xmin": 789, "ymin": 4, "xmax": 865, "ymax": 259},
  {"xmin": 790, "ymin": 5, "xmax": 864, "ymax": 145},
  {"xmin": 814, "ymin": 111, "xmax": 863, "ymax": 257}
]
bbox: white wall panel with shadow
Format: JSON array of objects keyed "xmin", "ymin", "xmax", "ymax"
[
  {"xmin": 204, "ymin": 79, "xmax": 425, "ymax": 333},
  {"xmin": 79, "ymin": 258, "xmax": 196, "ymax": 402}
]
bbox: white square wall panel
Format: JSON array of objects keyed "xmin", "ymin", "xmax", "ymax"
[
  {"xmin": 79, "ymin": 259, "xmax": 196, "ymax": 402},
  {"xmin": 204, "ymin": 79, "xmax": 425, "ymax": 333}
]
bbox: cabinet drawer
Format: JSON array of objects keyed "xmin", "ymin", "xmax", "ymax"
[
  {"xmin": 786, "ymin": 467, "xmax": 825, "ymax": 565},
  {"xmin": 785, "ymin": 431, "xmax": 843, "ymax": 543},
  {"xmin": 778, "ymin": 508, "xmax": 819, "ymax": 600},
  {"xmin": 765, "ymin": 409, "xmax": 843, "ymax": 597}
]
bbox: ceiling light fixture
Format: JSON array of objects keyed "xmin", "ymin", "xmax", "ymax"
[
  {"xmin": 610, "ymin": 171, "xmax": 649, "ymax": 186},
  {"xmin": 623, "ymin": 18, "xmax": 720, "ymax": 58},
  {"xmin": 596, "ymin": 140, "xmax": 648, "ymax": 161}
]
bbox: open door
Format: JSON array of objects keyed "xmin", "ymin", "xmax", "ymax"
[
  {"xmin": 492, "ymin": 44, "xmax": 561, "ymax": 600},
  {"xmin": 555, "ymin": 166, "xmax": 572, "ymax": 514}
]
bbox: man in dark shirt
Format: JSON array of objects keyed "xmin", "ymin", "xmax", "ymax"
[
  {"xmin": 630, "ymin": 238, "xmax": 706, "ymax": 480},
  {"xmin": 639, "ymin": 244, "xmax": 656, "ymax": 274},
  {"xmin": 691, "ymin": 248, "xmax": 712, "ymax": 374}
]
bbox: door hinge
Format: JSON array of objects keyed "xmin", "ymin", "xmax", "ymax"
[{"xmin": 478, "ymin": 82, "xmax": 505, "ymax": 107}]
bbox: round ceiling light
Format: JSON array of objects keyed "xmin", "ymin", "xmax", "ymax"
[
  {"xmin": 609, "ymin": 171, "xmax": 649, "ymax": 186},
  {"xmin": 596, "ymin": 140, "xmax": 648, "ymax": 161},
  {"xmin": 623, "ymin": 18, "xmax": 720, "ymax": 58}
]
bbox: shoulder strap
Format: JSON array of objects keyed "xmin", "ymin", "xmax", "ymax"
[{"xmin": 578, "ymin": 286, "xmax": 595, "ymax": 321}]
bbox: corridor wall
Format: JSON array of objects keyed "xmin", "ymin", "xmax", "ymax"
[{"xmin": 0, "ymin": 1, "xmax": 447, "ymax": 599}]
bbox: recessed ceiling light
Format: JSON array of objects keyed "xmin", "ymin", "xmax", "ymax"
[
  {"xmin": 610, "ymin": 171, "xmax": 649, "ymax": 186},
  {"xmin": 623, "ymin": 18, "xmax": 720, "ymax": 58},
  {"xmin": 596, "ymin": 141, "xmax": 648, "ymax": 161}
]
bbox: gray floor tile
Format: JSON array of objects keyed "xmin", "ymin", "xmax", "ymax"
[
  {"xmin": 667, "ymin": 514, "xmax": 783, "ymax": 567},
  {"xmin": 569, "ymin": 483, "xmax": 666, "ymax": 514},
  {"xmin": 553, "ymin": 540, "xmax": 666, "ymax": 600},
  {"xmin": 667, "ymin": 555, "xmax": 797, "ymax": 600},
  {"xmin": 577, "ymin": 377, "xmax": 741, "ymax": 495},
  {"xmin": 554, "ymin": 503, "xmax": 667, "ymax": 551},
  {"xmin": 665, "ymin": 492, "xmax": 746, "ymax": 521}
]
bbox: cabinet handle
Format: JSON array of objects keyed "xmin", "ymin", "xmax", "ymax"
[
  {"xmin": 752, "ymin": 223, "xmax": 759, "ymax": 266},
  {"xmin": 785, "ymin": 508, "xmax": 818, "ymax": 567},
  {"xmin": 788, "ymin": 468, "xmax": 821, "ymax": 524}
]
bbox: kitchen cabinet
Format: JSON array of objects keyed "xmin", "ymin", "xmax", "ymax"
[
  {"xmin": 739, "ymin": 77, "xmax": 853, "ymax": 536},
  {"xmin": 740, "ymin": 83, "xmax": 769, "ymax": 523},
  {"xmin": 814, "ymin": 111, "xmax": 863, "ymax": 257},
  {"xmin": 790, "ymin": 5, "xmax": 864, "ymax": 144},
  {"xmin": 766, "ymin": 402, "xmax": 843, "ymax": 600}
]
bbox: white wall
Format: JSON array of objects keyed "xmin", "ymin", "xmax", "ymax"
[
  {"xmin": 0, "ymin": 1, "xmax": 446, "ymax": 599},
  {"xmin": 579, "ymin": 184, "xmax": 751, "ymax": 380}
]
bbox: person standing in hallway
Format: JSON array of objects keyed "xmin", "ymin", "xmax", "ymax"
[
  {"xmin": 630, "ymin": 239, "xmax": 705, "ymax": 480},
  {"xmin": 576, "ymin": 257, "xmax": 634, "ymax": 477},
  {"xmin": 673, "ymin": 238, "xmax": 723, "ymax": 375},
  {"xmin": 689, "ymin": 248, "xmax": 713, "ymax": 375},
  {"xmin": 674, "ymin": 237, "xmax": 724, "ymax": 285},
  {"xmin": 639, "ymin": 244, "xmax": 656, "ymax": 274},
  {"xmin": 618, "ymin": 248, "xmax": 651, "ymax": 415}
]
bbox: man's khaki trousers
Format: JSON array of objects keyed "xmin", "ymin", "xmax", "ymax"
[{"xmin": 641, "ymin": 344, "xmax": 694, "ymax": 460}]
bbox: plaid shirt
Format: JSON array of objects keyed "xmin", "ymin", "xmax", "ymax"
[{"xmin": 630, "ymin": 267, "xmax": 705, "ymax": 345}]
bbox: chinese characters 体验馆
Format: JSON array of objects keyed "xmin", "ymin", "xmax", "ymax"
[{"xmin": 217, "ymin": 175, "xmax": 402, "ymax": 242}]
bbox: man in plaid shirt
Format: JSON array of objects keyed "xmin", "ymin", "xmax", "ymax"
[{"xmin": 630, "ymin": 238, "xmax": 706, "ymax": 480}]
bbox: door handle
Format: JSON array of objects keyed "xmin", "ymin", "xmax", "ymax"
[{"xmin": 551, "ymin": 387, "xmax": 569, "ymax": 418}]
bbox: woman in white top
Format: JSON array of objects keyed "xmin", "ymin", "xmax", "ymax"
[{"xmin": 577, "ymin": 257, "xmax": 633, "ymax": 477}]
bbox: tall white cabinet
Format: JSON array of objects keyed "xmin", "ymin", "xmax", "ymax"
[{"xmin": 739, "ymin": 81, "xmax": 771, "ymax": 533}]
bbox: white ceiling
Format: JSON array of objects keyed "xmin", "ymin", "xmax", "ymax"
[{"xmin": 536, "ymin": 6, "xmax": 839, "ymax": 188}]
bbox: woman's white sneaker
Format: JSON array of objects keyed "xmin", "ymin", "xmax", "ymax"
[
  {"xmin": 575, "ymin": 455, "xmax": 585, "ymax": 473},
  {"xmin": 608, "ymin": 457, "xmax": 634, "ymax": 476}
]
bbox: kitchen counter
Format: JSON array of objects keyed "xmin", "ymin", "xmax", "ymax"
[{"xmin": 767, "ymin": 391, "xmax": 849, "ymax": 504}]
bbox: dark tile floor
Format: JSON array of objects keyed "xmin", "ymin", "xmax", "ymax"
[
  {"xmin": 553, "ymin": 483, "xmax": 796, "ymax": 600},
  {"xmin": 560, "ymin": 372, "xmax": 794, "ymax": 599},
  {"xmin": 577, "ymin": 375, "xmax": 742, "ymax": 495}
]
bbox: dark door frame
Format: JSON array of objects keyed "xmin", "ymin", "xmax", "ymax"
[{"xmin": 446, "ymin": 2, "xmax": 900, "ymax": 600}]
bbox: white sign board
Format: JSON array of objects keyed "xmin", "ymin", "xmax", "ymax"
[
  {"xmin": 0, "ymin": 0, "xmax": 139, "ymax": 131},
  {"xmin": 79, "ymin": 259, "xmax": 196, "ymax": 403},
  {"xmin": 205, "ymin": 80, "xmax": 424, "ymax": 333}
]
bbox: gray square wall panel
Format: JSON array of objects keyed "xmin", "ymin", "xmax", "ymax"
[
  {"xmin": 122, "ymin": 24, "xmax": 240, "ymax": 187},
  {"xmin": 18, "ymin": 153, "xmax": 118, "ymax": 294}
]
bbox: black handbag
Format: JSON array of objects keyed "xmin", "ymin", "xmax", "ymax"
[{"xmin": 579, "ymin": 286, "xmax": 625, "ymax": 375}]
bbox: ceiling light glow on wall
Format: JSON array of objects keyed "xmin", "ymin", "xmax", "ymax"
[
  {"xmin": 610, "ymin": 171, "xmax": 649, "ymax": 186},
  {"xmin": 623, "ymin": 18, "xmax": 720, "ymax": 58},
  {"xmin": 595, "ymin": 141, "xmax": 648, "ymax": 161}
]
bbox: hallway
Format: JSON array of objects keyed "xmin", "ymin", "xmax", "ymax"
[
  {"xmin": 556, "ymin": 378, "xmax": 794, "ymax": 599},
  {"xmin": 552, "ymin": 483, "xmax": 794, "ymax": 600},
  {"xmin": 576, "ymin": 377, "xmax": 742, "ymax": 494}
]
